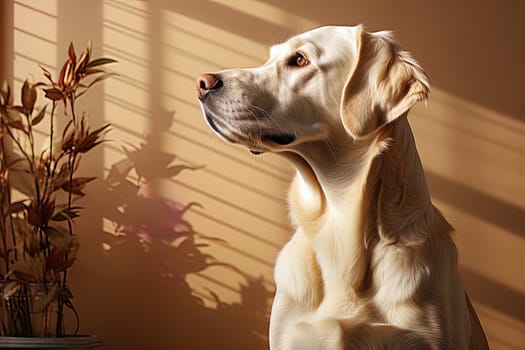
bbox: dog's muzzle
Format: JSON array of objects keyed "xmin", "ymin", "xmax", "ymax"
[{"xmin": 196, "ymin": 73, "xmax": 296, "ymax": 154}]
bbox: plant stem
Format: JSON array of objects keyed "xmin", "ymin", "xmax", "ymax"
[
  {"xmin": 0, "ymin": 139, "xmax": 10, "ymax": 273},
  {"xmin": 56, "ymin": 95, "xmax": 79, "ymax": 337},
  {"xmin": 26, "ymin": 111, "xmax": 36, "ymax": 171},
  {"xmin": 23, "ymin": 110, "xmax": 43, "ymax": 207},
  {"xmin": 0, "ymin": 134, "xmax": 19, "ymax": 262},
  {"xmin": 56, "ymin": 267, "xmax": 68, "ymax": 336},
  {"xmin": 42, "ymin": 102, "xmax": 57, "ymax": 200},
  {"xmin": 55, "ymin": 152, "xmax": 77, "ymax": 337},
  {"xmin": 0, "ymin": 205, "xmax": 8, "ymax": 273},
  {"xmin": 70, "ymin": 95, "xmax": 77, "ymax": 127},
  {"xmin": 66, "ymin": 152, "xmax": 77, "ymax": 218}
]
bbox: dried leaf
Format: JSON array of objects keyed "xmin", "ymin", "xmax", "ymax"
[
  {"xmin": 26, "ymin": 199, "xmax": 55, "ymax": 227},
  {"xmin": 38, "ymin": 284, "xmax": 60, "ymax": 311},
  {"xmin": 0, "ymin": 80, "xmax": 11, "ymax": 105},
  {"xmin": 65, "ymin": 241, "xmax": 79, "ymax": 267},
  {"xmin": 44, "ymin": 226, "xmax": 72, "ymax": 249},
  {"xmin": 27, "ymin": 205, "xmax": 40, "ymax": 226},
  {"xmin": 50, "ymin": 163, "xmax": 70, "ymax": 192},
  {"xmin": 40, "ymin": 65, "xmax": 54, "ymax": 85},
  {"xmin": 59, "ymin": 286, "xmax": 74, "ymax": 301},
  {"xmin": 86, "ymin": 41, "xmax": 92, "ymax": 61},
  {"xmin": 8, "ymin": 120, "xmax": 26, "ymax": 132},
  {"xmin": 76, "ymin": 51, "xmax": 88, "ymax": 70},
  {"xmin": 77, "ymin": 124, "xmax": 111, "ymax": 153},
  {"xmin": 10, "ymin": 254, "xmax": 45, "ymax": 283},
  {"xmin": 44, "ymin": 87, "xmax": 64, "ymax": 101},
  {"xmin": 61, "ymin": 119, "xmax": 74, "ymax": 149},
  {"xmin": 33, "ymin": 81, "xmax": 47, "ymax": 88},
  {"xmin": 59, "ymin": 60, "xmax": 70, "ymax": 86},
  {"xmin": 43, "ymin": 199, "xmax": 55, "ymax": 225},
  {"xmin": 25, "ymin": 233, "xmax": 42, "ymax": 256},
  {"xmin": 75, "ymin": 52, "xmax": 89, "ymax": 80},
  {"xmin": 10, "ymin": 105, "xmax": 25, "ymax": 113},
  {"xmin": 45, "ymin": 229, "xmax": 78, "ymax": 269},
  {"xmin": 73, "ymin": 88, "xmax": 88, "ymax": 98},
  {"xmin": 32, "ymin": 104, "xmax": 47, "ymax": 126},
  {"xmin": 85, "ymin": 57, "xmax": 117, "ymax": 68},
  {"xmin": 68, "ymin": 42, "xmax": 76, "ymax": 63},
  {"xmin": 6, "ymin": 106, "xmax": 23, "ymax": 122},
  {"xmin": 51, "ymin": 206, "xmax": 81, "ymax": 223},
  {"xmin": 7, "ymin": 200, "xmax": 26, "ymax": 215},
  {"xmin": 2, "ymin": 281, "xmax": 20, "ymax": 299},
  {"xmin": 5, "ymin": 158, "xmax": 24, "ymax": 170},
  {"xmin": 86, "ymin": 72, "xmax": 118, "ymax": 89},
  {"xmin": 21, "ymin": 79, "xmax": 37, "ymax": 114},
  {"xmin": 83, "ymin": 68, "xmax": 104, "ymax": 76}
]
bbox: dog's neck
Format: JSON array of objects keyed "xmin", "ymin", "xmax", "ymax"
[
  {"xmin": 285, "ymin": 115, "xmax": 437, "ymax": 233},
  {"xmin": 282, "ymin": 114, "xmax": 452, "ymax": 305},
  {"xmin": 373, "ymin": 116, "xmax": 449, "ymax": 243}
]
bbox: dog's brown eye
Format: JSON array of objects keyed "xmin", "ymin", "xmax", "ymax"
[{"xmin": 289, "ymin": 51, "xmax": 309, "ymax": 67}]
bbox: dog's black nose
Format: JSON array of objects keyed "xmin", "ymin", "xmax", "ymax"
[{"xmin": 196, "ymin": 73, "xmax": 223, "ymax": 100}]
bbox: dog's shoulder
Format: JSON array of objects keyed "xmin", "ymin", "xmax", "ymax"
[{"xmin": 274, "ymin": 231, "xmax": 323, "ymax": 309}]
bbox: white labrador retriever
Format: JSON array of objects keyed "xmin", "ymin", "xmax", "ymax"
[{"xmin": 196, "ymin": 25, "xmax": 489, "ymax": 350}]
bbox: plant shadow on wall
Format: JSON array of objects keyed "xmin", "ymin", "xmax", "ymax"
[{"xmin": 100, "ymin": 109, "xmax": 272, "ymax": 349}]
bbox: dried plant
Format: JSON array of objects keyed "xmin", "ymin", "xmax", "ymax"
[{"xmin": 0, "ymin": 42, "xmax": 115, "ymax": 336}]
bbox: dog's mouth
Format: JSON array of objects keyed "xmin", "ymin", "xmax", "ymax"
[
  {"xmin": 204, "ymin": 112, "xmax": 232, "ymax": 142},
  {"xmin": 249, "ymin": 133, "xmax": 296, "ymax": 155},
  {"xmin": 261, "ymin": 133, "xmax": 296, "ymax": 145},
  {"xmin": 202, "ymin": 104, "xmax": 297, "ymax": 154}
]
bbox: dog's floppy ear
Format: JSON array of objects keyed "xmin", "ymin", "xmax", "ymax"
[{"xmin": 340, "ymin": 26, "xmax": 430, "ymax": 139}]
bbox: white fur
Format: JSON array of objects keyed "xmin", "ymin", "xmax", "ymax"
[{"xmin": 197, "ymin": 25, "xmax": 489, "ymax": 350}]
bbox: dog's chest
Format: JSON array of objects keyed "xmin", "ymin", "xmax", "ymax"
[{"xmin": 368, "ymin": 241, "xmax": 431, "ymax": 322}]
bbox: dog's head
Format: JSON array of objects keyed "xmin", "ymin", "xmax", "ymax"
[{"xmin": 196, "ymin": 25, "xmax": 429, "ymax": 154}]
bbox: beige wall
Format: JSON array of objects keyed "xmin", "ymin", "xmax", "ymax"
[{"xmin": 3, "ymin": 1, "xmax": 525, "ymax": 349}]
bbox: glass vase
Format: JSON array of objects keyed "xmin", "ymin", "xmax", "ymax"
[{"xmin": 0, "ymin": 283, "xmax": 59, "ymax": 337}]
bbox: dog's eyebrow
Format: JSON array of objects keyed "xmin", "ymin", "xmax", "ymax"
[
  {"xmin": 270, "ymin": 39, "xmax": 307, "ymax": 59},
  {"xmin": 303, "ymin": 41, "xmax": 322, "ymax": 57},
  {"xmin": 289, "ymin": 37, "xmax": 322, "ymax": 56},
  {"xmin": 288, "ymin": 37, "xmax": 306, "ymax": 50},
  {"xmin": 270, "ymin": 38, "xmax": 321, "ymax": 60}
]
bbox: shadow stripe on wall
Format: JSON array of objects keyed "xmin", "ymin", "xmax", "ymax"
[
  {"xmin": 461, "ymin": 267, "xmax": 525, "ymax": 324},
  {"xmin": 427, "ymin": 172, "xmax": 525, "ymax": 239},
  {"xmin": 171, "ymin": 178, "xmax": 289, "ymax": 230}
]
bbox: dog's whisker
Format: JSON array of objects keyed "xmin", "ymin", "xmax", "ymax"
[
  {"xmin": 321, "ymin": 135, "xmax": 339, "ymax": 166},
  {"xmin": 249, "ymin": 103, "xmax": 288, "ymax": 136}
]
